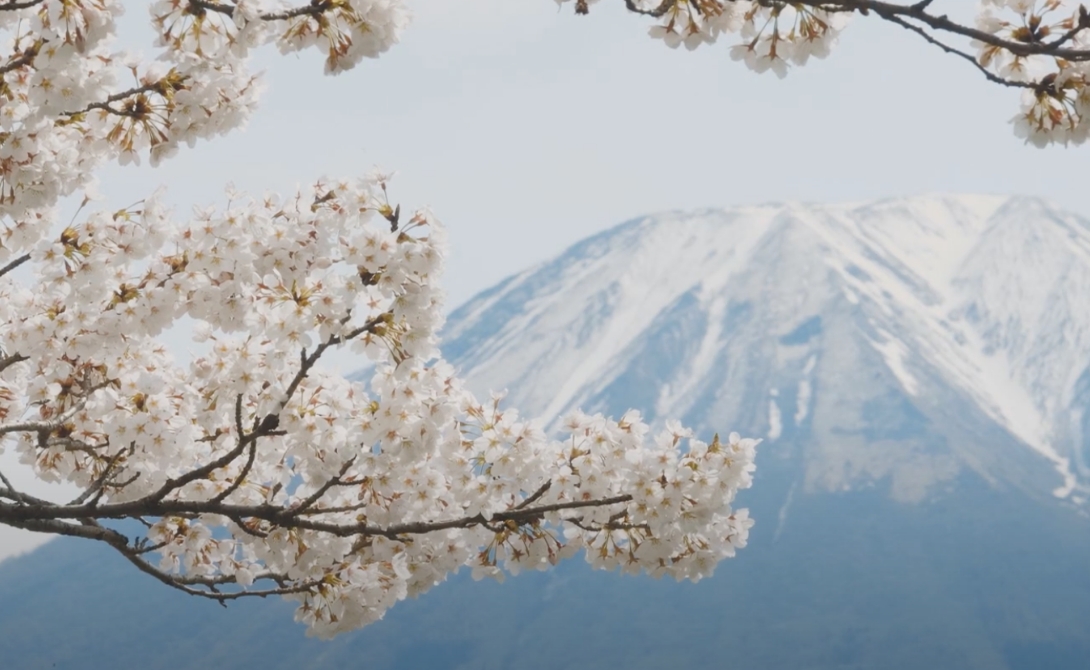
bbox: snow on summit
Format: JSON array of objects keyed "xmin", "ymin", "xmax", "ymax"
[{"xmin": 442, "ymin": 194, "xmax": 1090, "ymax": 504}]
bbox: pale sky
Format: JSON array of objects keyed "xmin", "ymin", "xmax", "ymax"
[{"xmin": 2, "ymin": 0, "xmax": 1089, "ymax": 561}]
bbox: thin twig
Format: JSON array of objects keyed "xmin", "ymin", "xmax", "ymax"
[
  {"xmin": 281, "ymin": 458, "xmax": 357, "ymax": 517},
  {"xmin": 876, "ymin": 10, "xmax": 1033, "ymax": 90},
  {"xmin": 68, "ymin": 451, "xmax": 127, "ymax": 506},
  {"xmin": 0, "ymin": 0, "xmax": 47, "ymax": 10},
  {"xmin": 834, "ymin": 0, "xmax": 1090, "ymax": 61},
  {"xmin": 515, "ymin": 480, "xmax": 552, "ymax": 510}
]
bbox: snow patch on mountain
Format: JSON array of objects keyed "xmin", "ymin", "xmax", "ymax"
[{"xmin": 870, "ymin": 332, "xmax": 920, "ymax": 396}]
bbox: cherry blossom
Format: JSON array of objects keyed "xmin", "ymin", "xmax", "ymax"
[{"xmin": 0, "ymin": 0, "xmax": 757, "ymax": 639}]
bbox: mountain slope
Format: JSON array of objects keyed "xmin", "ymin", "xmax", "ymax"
[{"xmin": 3, "ymin": 194, "xmax": 1090, "ymax": 669}]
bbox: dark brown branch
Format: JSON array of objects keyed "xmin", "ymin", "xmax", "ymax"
[
  {"xmin": 0, "ymin": 468, "xmax": 28, "ymax": 504},
  {"xmin": 6, "ymin": 510, "xmax": 319, "ymax": 603},
  {"xmin": 275, "ymin": 312, "xmax": 385, "ymax": 417},
  {"xmin": 0, "ymin": 353, "xmax": 27, "ymax": 375},
  {"xmin": 228, "ymin": 514, "xmax": 269, "ymax": 538},
  {"xmin": 0, "ymin": 491, "xmax": 635, "ymax": 537},
  {"xmin": 175, "ymin": 311, "xmax": 384, "ymax": 509},
  {"xmin": 0, "ymin": 471, "xmax": 636, "ymax": 603},
  {"xmin": 70, "ymin": 81, "xmax": 171, "ymax": 118},
  {"xmin": 209, "ymin": 442, "xmax": 257, "ymax": 504},
  {"xmin": 1, "ymin": 381, "xmax": 111, "ymax": 437},
  {"xmin": 189, "ymin": 0, "xmax": 336, "ymax": 22},
  {"xmin": 605, "ymin": 0, "xmax": 1090, "ymax": 63},
  {"xmin": 132, "ymin": 538, "xmax": 169, "ymax": 555},
  {"xmin": 0, "ymin": 476, "xmax": 54, "ymax": 508},
  {"xmin": 207, "ymin": 395, "xmax": 256, "ymax": 504},
  {"xmin": 825, "ymin": 0, "xmax": 1090, "ymax": 61},
  {"xmin": 515, "ymin": 480, "xmax": 552, "ymax": 510},
  {"xmin": 111, "ymin": 545, "xmax": 320, "ymax": 604},
  {"xmin": 0, "ymin": 40, "xmax": 40, "ymax": 76},
  {"xmin": 623, "ymin": 0, "xmax": 678, "ymax": 18},
  {"xmin": 276, "ymin": 493, "xmax": 635, "ymax": 539},
  {"xmin": 0, "ymin": 0, "xmax": 46, "ymax": 10},
  {"xmin": 147, "ymin": 442, "xmax": 249, "ymax": 501},
  {"xmin": 875, "ymin": 10, "xmax": 1034, "ymax": 90},
  {"xmin": 282, "ymin": 458, "xmax": 357, "ymax": 516},
  {"xmin": 1046, "ymin": 7, "xmax": 1090, "ymax": 50},
  {"xmin": 60, "ymin": 73, "xmax": 192, "ymax": 130},
  {"xmin": 148, "ymin": 395, "xmax": 258, "ymax": 502},
  {"xmin": 563, "ymin": 515, "xmax": 651, "ymax": 533},
  {"xmin": 0, "ymin": 253, "xmax": 30, "ymax": 279},
  {"xmin": 68, "ymin": 451, "xmax": 128, "ymax": 506},
  {"xmin": 291, "ymin": 502, "xmax": 369, "ymax": 516},
  {"xmin": 4, "ymin": 516, "xmax": 130, "ymax": 548}
]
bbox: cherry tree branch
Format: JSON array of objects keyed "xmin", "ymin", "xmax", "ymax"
[
  {"xmin": 148, "ymin": 395, "xmax": 263, "ymax": 502},
  {"xmin": 189, "ymin": 0, "xmax": 338, "ymax": 22},
  {"xmin": 607, "ymin": 0, "xmax": 1090, "ymax": 66},
  {"xmin": 874, "ymin": 9, "xmax": 1035, "ymax": 90},
  {"xmin": 0, "ymin": 468, "xmax": 30, "ymax": 504},
  {"xmin": 0, "ymin": 0, "xmax": 46, "ymax": 10},
  {"xmin": 283, "ymin": 459, "xmax": 357, "ymax": 515},
  {"xmin": 111, "ymin": 545, "xmax": 321, "ymax": 604},
  {"xmin": 64, "ymin": 79, "xmax": 185, "ymax": 119},
  {"xmin": 0, "ymin": 353, "xmax": 28, "ymax": 375},
  {"xmin": 0, "ymin": 253, "xmax": 30, "ymax": 279},
  {"xmin": 0, "ymin": 468, "xmax": 637, "ymax": 602},
  {"xmin": 4, "ymin": 515, "xmax": 131, "ymax": 546},
  {"xmin": 0, "ymin": 380, "xmax": 111, "ymax": 440},
  {"xmin": 10, "ymin": 514, "xmax": 323, "ymax": 604},
  {"xmin": 515, "ymin": 480, "xmax": 552, "ymax": 510},
  {"xmin": 623, "ymin": 0, "xmax": 679, "ymax": 17},
  {"xmin": 847, "ymin": 0, "xmax": 1090, "ymax": 60},
  {"xmin": 0, "ymin": 490, "xmax": 635, "ymax": 534},
  {"xmin": 68, "ymin": 450, "xmax": 129, "ymax": 506}
]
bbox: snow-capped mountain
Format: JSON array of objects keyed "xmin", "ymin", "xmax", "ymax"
[
  {"xmin": 6, "ymin": 194, "xmax": 1090, "ymax": 670},
  {"xmin": 443, "ymin": 194, "xmax": 1090, "ymax": 505}
]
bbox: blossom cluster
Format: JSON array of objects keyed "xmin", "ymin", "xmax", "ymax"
[
  {"xmin": 563, "ymin": 0, "xmax": 846, "ymax": 73},
  {"xmin": 565, "ymin": 0, "xmax": 1090, "ymax": 146},
  {"xmin": 974, "ymin": 0, "xmax": 1090, "ymax": 146},
  {"xmin": 0, "ymin": 0, "xmax": 409, "ymax": 229},
  {"xmin": 0, "ymin": 1, "xmax": 757, "ymax": 637}
]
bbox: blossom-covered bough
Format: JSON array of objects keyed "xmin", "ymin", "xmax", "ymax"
[
  {"xmin": 570, "ymin": 0, "xmax": 1090, "ymax": 146},
  {"xmin": 0, "ymin": 0, "xmax": 1082, "ymax": 640},
  {"xmin": 0, "ymin": 0, "xmax": 760, "ymax": 637}
]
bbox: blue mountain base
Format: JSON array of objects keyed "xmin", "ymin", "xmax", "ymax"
[{"xmin": 3, "ymin": 464, "xmax": 1088, "ymax": 670}]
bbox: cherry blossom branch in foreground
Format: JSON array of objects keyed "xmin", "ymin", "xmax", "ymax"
[
  {"xmin": 572, "ymin": 0, "xmax": 1090, "ymax": 145},
  {"xmin": 0, "ymin": 172, "xmax": 757, "ymax": 637}
]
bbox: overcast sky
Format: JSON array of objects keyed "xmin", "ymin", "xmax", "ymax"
[{"xmin": 3, "ymin": 0, "xmax": 1089, "ymax": 561}]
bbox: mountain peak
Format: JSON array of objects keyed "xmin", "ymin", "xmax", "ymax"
[{"xmin": 442, "ymin": 194, "xmax": 1089, "ymax": 504}]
